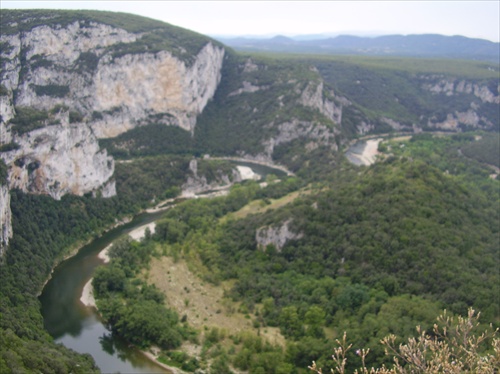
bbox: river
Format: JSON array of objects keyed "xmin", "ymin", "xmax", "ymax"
[
  {"xmin": 39, "ymin": 161, "xmax": 286, "ymax": 373},
  {"xmin": 39, "ymin": 211, "xmax": 168, "ymax": 373}
]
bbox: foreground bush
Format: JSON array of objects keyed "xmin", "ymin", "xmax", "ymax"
[{"xmin": 309, "ymin": 308, "xmax": 499, "ymax": 373}]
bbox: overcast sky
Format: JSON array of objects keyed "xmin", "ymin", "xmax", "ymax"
[{"xmin": 2, "ymin": 1, "xmax": 500, "ymax": 42}]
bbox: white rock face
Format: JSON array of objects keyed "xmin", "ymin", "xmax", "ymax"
[
  {"xmin": 0, "ymin": 19, "xmax": 224, "ymax": 207},
  {"xmin": 236, "ymin": 166, "xmax": 260, "ymax": 181},
  {"xmin": 1, "ymin": 23, "xmax": 224, "ymax": 137},
  {"xmin": 0, "ymin": 94, "xmax": 15, "ymax": 144},
  {"xmin": 228, "ymin": 81, "xmax": 268, "ymax": 97},
  {"xmin": 299, "ymin": 81, "xmax": 343, "ymax": 125},
  {"xmin": 181, "ymin": 159, "xmax": 242, "ymax": 197},
  {"xmin": 256, "ymin": 219, "xmax": 303, "ymax": 252},
  {"xmin": 25, "ymin": 22, "xmax": 138, "ymax": 62},
  {"xmin": 2, "ymin": 120, "xmax": 114, "ymax": 200},
  {"xmin": 422, "ymin": 78, "xmax": 500, "ymax": 104},
  {"xmin": 260, "ymin": 119, "xmax": 339, "ymax": 161},
  {"xmin": 0, "ymin": 185, "xmax": 12, "ymax": 256},
  {"xmin": 91, "ymin": 43, "xmax": 224, "ymax": 136}
]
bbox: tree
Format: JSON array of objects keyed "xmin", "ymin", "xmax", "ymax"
[
  {"xmin": 279, "ymin": 306, "xmax": 304, "ymax": 339},
  {"xmin": 305, "ymin": 306, "xmax": 326, "ymax": 338}
]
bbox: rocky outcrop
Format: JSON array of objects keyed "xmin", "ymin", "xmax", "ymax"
[
  {"xmin": 181, "ymin": 159, "xmax": 242, "ymax": 197},
  {"xmin": 256, "ymin": 219, "xmax": 303, "ymax": 252},
  {"xmin": 238, "ymin": 80, "xmax": 343, "ymax": 162},
  {"xmin": 1, "ymin": 115, "xmax": 115, "ymax": 200},
  {"xmin": 1, "ymin": 23, "xmax": 224, "ymax": 137},
  {"xmin": 0, "ymin": 13, "xmax": 226, "ymax": 255},
  {"xmin": 299, "ymin": 81, "xmax": 344, "ymax": 125},
  {"xmin": 370, "ymin": 77, "xmax": 500, "ymax": 133},
  {"xmin": 422, "ymin": 78, "xmax": 499, "ymax": 104},
  {"xmin": 228, "ymin": 81, "xmax": 268, "ymax": 97},
  {"xmin": 427, "ymin": 110, "xmax": 495, "ymax": 131},
  {"xmin": 259, "ymin": 119, "xmax": 339, "ymax": 161},
  {"xmin": 0, "ymin": 93, "xmax": 15, "ymax": 144},
  {"xmin": 0, "ymin": 185, "xmax": 12, "ymax": 257}
]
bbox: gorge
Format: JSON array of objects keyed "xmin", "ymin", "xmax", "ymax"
[{"xmin": 0, "ymin": 9, "xmax": 498, "ymax": 373}]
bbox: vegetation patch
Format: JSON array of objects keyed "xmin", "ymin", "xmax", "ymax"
[
  {"xmin": 73, "ymin": 51, "xmax": 99, "ymax": 73},
  {"xmin": 0, "ymin": 85, "xmax": 10, "ymax": 96},
  {"xmin": 222, "ymin": 187, "xmax": 311, "ymax": 223},
  {"xmin": 9, "ymin": 106, "xmax": 50, "ymax": 134},
  {"xmin": 33, "ymin": 84, "xmax": 69, "ymax": 98},
  {"xmin": 100, "ymin": 123, "xmax": 193, "ymax": 159},
  {"xmin": 68, "ymin": 111, "xmax": 83, "ymax": 123},
  {"xmin": 29, "ymin": 54, "xmax": 54, "ymax": 70},
  {"xmin": 0, "ymin": 142, "xmax": 20, "ymax": 153},
  {"xmin": 462, "ymin": 133, "xmax": 500, "ymax": 167}
]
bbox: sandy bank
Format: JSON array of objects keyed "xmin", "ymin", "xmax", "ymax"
[
  {"xmin": 347, "ymin": 138, "xmax": 382, "ymax": 166},
  {"xmin": 360, "ymin": 139, "xmax": 382, "ymax": 165},
  {"xmin": 97, "ymin": 244, "xmax": 111, "ymax": 263},
  {"xmin": 141, "ymin": 351, "xmax": 185, "ymax": 374},
  {"xmin": 129, "ymin": 222, "xmax": 156, "ymax": 241},
  {"xmin": 237, "ymin": 165, "xmax": 260, "ymax": 180},
  {"xmin": 80, "ymin": 278, "xmax": 96, "ymax": 308}
]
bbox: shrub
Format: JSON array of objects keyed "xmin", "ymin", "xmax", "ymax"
[
  {"xmin": 69, "ymin": 111, "xmax": 84, "ymax": 123},
  {"xmin": 33, "ymin": 84, "xmax": 69, "ymax": 98},
  {"xmin": 9, "ymin": 107, "xmax": 49, "ymax": 134},
  {"xmin": 309, "ymin": 308, "xmax": 499, "ymax": 374}
]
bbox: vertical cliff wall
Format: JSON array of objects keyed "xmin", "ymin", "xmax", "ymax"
[
  {"xmin": 0, "ymin": 12, "xmax": 226, "ymax": 255},
  {"xmin": 0, "ymin": 16, "xmax": 224, "ymax": 198}
]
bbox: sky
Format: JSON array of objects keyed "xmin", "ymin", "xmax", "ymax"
[{"xmin": 2, "ymin": 1, "xmax": 500, "ymax": 42}]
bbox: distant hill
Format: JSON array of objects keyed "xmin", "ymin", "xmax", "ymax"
[{"xmin": 215, "ymin": 34, "xmax": 500, "ymax": 62}]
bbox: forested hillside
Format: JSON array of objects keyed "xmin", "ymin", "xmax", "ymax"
[
  {"xmin": 82, "ymin": 133, "xmax": 499, "ymax": 372},
  {"xmin": 0, "ymin": 9, "xmax": 499, "ymax": 374}
]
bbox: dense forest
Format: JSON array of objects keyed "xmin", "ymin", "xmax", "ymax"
[{"xmin": 97, "ymin": 134, "xmax": 497, "ymax": 372}]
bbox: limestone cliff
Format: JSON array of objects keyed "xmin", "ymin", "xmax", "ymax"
[
  {"xmin": 1, "ymin": 114, "xmax": 115, "ymax": 200},
  {"xmin": 1, "ymin": 19, "xmax": 224, "ymax": 137},
  {"xmin": 420, "ymin": 76, "xmax": 499, "ymax": 131},
  {"xmin": 0, "ymin": 11, "xmax": 225, "ymax": 254},
  {"xmin": 260, "ymin": 80, "xmax": 343, "ymax": 161},
  {"xmin": 422, "ymin": 77, "xmax": 500, "ymax": 104},
  {"xmin": 299, "ymin": 80, "xmax": 344, "ymax": 125},
  {"xmin": 1, "ymin": 14, "xmax": 224, "ymax": 196},
  {"xmin": 226, "ymin": 67, "xmax": 344, "ymax": 163}
]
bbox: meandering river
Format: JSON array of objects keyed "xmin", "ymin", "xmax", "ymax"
[
  {"xmin": 39, "ymin": 161, "xmax": 288, "ymax": 373},
  {"xmin": 40, "ymin": 211, "xmax": 168, "ymax": 373}
]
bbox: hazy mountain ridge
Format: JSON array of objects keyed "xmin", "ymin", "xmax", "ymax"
[{"xmin": 216, "ymin": 33, "xmax": 500, "ymax": 62}]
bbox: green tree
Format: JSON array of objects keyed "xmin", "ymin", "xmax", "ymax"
[{"xmin": 305, "ymin": 306, "xmax": 326, "ymax": 338}]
